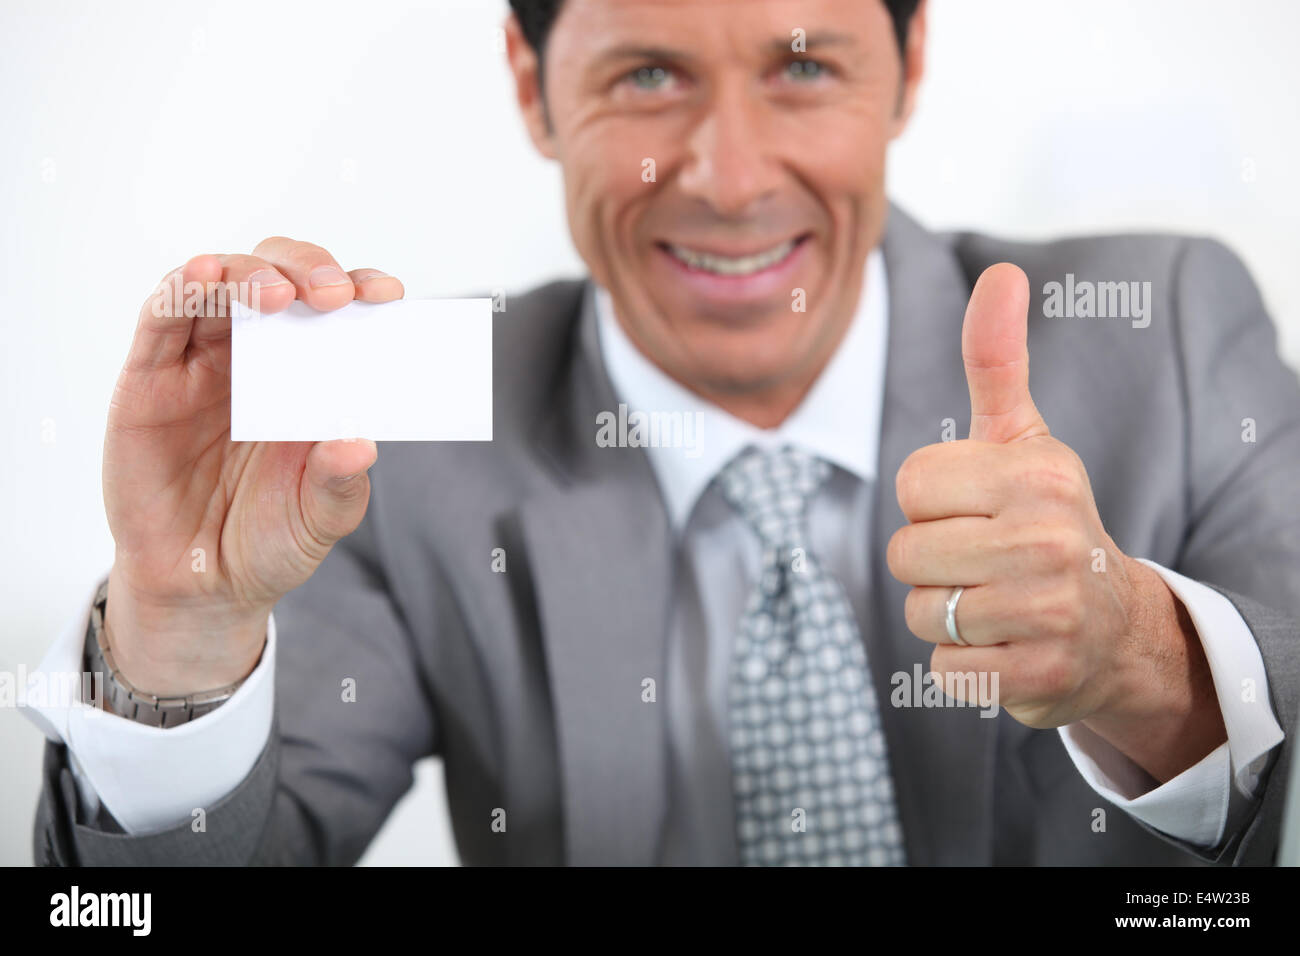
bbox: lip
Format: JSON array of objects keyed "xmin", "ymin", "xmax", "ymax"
[{"xmin": 653, "ymin": 234, "xmax": 812, "ymax": 306}]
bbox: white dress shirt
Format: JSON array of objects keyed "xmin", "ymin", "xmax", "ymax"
[{"xmin": 21, "ymin": 249, "xmax": 1284, "ymax": 857}]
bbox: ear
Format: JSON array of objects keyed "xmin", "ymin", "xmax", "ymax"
[
  {"xmin": 889, "ymin": 0, "xmax": 928, "ymax": 139},
  {"xmin": 504, "ymin": 14, "xmax": 557, "ymax": 160}
]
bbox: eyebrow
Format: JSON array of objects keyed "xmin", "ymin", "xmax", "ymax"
[
  {"xmin": 591, "ymin": 31, "xmax": 860, "ymax": 72},
  {"xmin": 592, "ymin": 45, "xmax": 701, "ymax": 71}
]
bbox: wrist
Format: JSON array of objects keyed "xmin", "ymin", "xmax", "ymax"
[
  {"xmin": 1083, "ymin": 557, "xmax": 1226, "ymax": 781},
  {"xmin": 104, "ymin": 567, "xmax": 270, "ymax": 696}
]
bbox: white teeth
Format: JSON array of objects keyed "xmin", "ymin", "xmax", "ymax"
[{"xmin": 667, "ymin": 239, "xmax": 796, "ymax": 276}]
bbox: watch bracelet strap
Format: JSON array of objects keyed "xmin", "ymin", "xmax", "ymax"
[{"xmin": 84, "ymin": 580, "xmax": 249, "ymax": 728}]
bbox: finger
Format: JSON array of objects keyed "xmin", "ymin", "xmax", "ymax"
[
  {"xmin": 903, "ymin": 584, "xmax": 1023, "ymax": 647},
  {"xmin": 300, "ymin": 439, "xmax": 379, "ymax": 553},
  {"xmin": 930, "ymin": 641, "xmax": 1073, "ymax": 718},
  {"xmin": 168, "ymin": 254, "xmax": 297, "ymax": 351},
  {"xmin": 962, "ymin": 262, "xmax": 1049, "ymax": 444},
  {"xmin": 166, "ymin": 254, "xmax": 298, "ymax": 351},
  {"xmin": 348, "ymin": 268, "xmax": 405, "ymax": 303},
  {"xmin": 213, "ymin": 254, "xmax": 297, "ymax": 313},
  {"xmin": 127, "ymin": 254, "xmax": 224, "ymax": 372},
  {"xmin": 251, "ymin": 236, "xmax": 356, "ymax": 311},
  {"xmin": 928, "ymin": 643, "xmax": 1008, "ymax": 709},
  {"xmin": 886, "ymin": 515, "xmax": 999, "ymax": 586},
  {"xmin": 895, "ymin": 440, "xmax": 1011, "ymax": 522}
]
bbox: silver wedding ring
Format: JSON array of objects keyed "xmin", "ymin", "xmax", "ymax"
[{"xmin": 945, "ymin": 586, "xmax": 967, "ymax": 646}]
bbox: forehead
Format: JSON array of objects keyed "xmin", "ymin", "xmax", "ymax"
[{"xmin": 550, "ymin": 0, "xmax": 888, "ymax": 53}]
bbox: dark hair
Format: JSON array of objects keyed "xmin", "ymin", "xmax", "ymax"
[{"xmin": 509, "ymin": 0, "xmax": 922, "ymax": 67}]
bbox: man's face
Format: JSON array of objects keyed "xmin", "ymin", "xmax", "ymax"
[{"xmin": 511, "ymin": 0, "xmax": 923, "ymax": 420}]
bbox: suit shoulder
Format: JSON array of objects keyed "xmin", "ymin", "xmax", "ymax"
[
  {"xmin": 941, "ymin": 227, "xmax": 1271, "ymax": 351},
  {"xmin": 944, "ymin": 225, "xmax": 1198, "ymax": 288},
  {"xmin": 943, "ymin": 227, "xmax": 1267, "ymax": 337}
]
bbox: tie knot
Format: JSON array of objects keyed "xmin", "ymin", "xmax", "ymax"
[{"xmin": 716, "ymin": 445, "xmax": 830, "ymax": 548}]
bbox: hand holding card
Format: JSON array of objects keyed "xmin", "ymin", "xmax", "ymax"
[{"xmin": 99, "ymin": 238, "xmax": 490, "ymax": 701}]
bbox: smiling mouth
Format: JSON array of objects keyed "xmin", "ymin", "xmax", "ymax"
[{"xmin": 660, "ymin": 235, "xmax": 809, "ymax": 277}]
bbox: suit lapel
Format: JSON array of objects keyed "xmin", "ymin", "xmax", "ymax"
[
  {"xmin": 869, "ymin": 207, "xmax": 999, "ymax": 865},
  {"xmin": 517, "ymin": 286, "xmax": 673, "ymax": 866}
]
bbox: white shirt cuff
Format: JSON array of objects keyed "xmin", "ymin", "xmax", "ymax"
[
  {"xmin": 18, "ymin": 578, "xmax": 276, "ymax": 835},
  {"xmin": 1058, "ymin": 559, "xmax": 1284, "ymax": 847}
]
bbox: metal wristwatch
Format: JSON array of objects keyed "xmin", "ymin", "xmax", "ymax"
[{"xmin": 84, "ymin": 580, "xmax": 248, "ymax": 728}]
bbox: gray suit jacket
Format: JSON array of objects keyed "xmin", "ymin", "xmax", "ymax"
[{"xmin": 35, "ymin": 206, "xmax": 1300, "ymax": 866}]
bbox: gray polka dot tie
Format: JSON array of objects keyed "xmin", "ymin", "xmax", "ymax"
[{"xmin": 717, "ymin": 444, "xmax": 906, "ymax": 866}]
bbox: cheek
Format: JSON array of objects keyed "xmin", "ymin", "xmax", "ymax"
[
  {"xmin": 819, "ymin": 134, "xmax": 888, "ymax": 217},
  {"xmin": 562, "ymin": 124, "xmax": 667, "ymax": 268},
  {"xmin": 784, "ymin": 95, "xmax": 893, "ymax": 193},
  {"xmin": 763, "ymin": 113, "xmax": 890, "ymax": 269}
]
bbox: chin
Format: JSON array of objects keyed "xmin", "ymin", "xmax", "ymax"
[{"xmin": 679, "ymin": 344, "xmax": 807, "ymax": 395}]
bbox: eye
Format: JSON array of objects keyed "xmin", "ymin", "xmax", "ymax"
[
  {"xmin": 782, "ymin": 58, "xmax": 831, "ymax": 82},
  {"xmin": 626, "ymin": 65, "xmax": 675, "ymax": 91}
]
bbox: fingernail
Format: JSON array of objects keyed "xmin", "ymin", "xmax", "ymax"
[
  {"xmin": 310, "ymin": 266, "xmax": 352, "ymax": 288},
  {"xmin": 249, "ymin": 269, "xmax": 290, "ymax": 288}
]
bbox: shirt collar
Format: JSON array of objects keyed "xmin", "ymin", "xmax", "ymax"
[{"xmin": 594, "ymin": 248, "xmax": 890, "ymax": 531}]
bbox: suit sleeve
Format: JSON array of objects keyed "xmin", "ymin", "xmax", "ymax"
[
  {"xmin": 33, "ymin": 477, "xmax": 440, "ymax": 866},
  {"xmin": 1164, "ymin": 237, "xmax": 1300, "ymax": 864}
]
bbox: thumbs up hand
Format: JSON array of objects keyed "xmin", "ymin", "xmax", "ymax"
[{"xmin": 886, "ymin": 264, "xmax": 1224, "ymax": 782}]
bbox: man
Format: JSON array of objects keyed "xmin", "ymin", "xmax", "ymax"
[{"xmin": 25, "ymin": 0, "xmax": 1300, "ymax": 865}]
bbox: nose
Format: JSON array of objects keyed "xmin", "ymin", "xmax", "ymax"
[{"xmin": 676, "ymin": 78, "xmax": 782, "ymax": 219}]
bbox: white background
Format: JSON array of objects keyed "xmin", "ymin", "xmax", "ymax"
[{"xmin": 2, "ymin": 0, "xmax": 1298, "ymax": 866}]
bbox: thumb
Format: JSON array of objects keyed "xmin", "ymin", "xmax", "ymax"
[
  {"xmin": 301, "ymin": 439, "xmax": 379, "ymax": 549},
  {"xmin": 962, "ymin": 262, "xmax": 1049, "ymax": 443}
]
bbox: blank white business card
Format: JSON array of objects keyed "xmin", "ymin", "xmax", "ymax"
[{"xmin": 230, "ymin": 297, "xmax": 492, "ymax": 442}]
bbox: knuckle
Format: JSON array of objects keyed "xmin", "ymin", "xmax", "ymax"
[
  {"xmin": 1065, "ymin": 567, "xmax": 1088, "ymax": 606},
  {"xmin": 1024, "ymin": 464, "xmax": 1078, "ymax": 503},
  {"xmin": 1063, "ymin": 529, "xmax": 1091, "ymax": 570},
  {"xmin": 1028, "ymin": 526, "xmax": 1084, "ymax": 571},
  {"xmin": 886, "ymin": 528, "xmax": 912, "ymax": 579},
  {"xmin": 903, "ymin": 588, "xmax": 925, "ymax": 634},
  {"xmin": 1043, "ymin": 592, "xmax": 1085, "ymax": 637},
  {"xmin": 285, "ymin": 240, "xmax": 333, "ymax": 268},
  {"xmin": 929, "ymin": 645, "xmax": 955, "ymax": 678},
  {"xmin": 292, "ymin": 513, "xmax": 334, "ymax": 563},
  {"xmin": 1024, "ymin": 443, "xmax": 1089, "ymax": 502},
  {"xmin": 1024, "ymin": 531, "xmax": 1066, "ymax": 569},
  {"xmin": 1008, "ymin": 707, "xmax": 1054, "ymax": 731},
  {"xmin": 215, "ymin": 253, "xmax": 256, "ymax": 275},
  {"xmin": 1058, "ymin": 441, "xmax": 1088, "ymax": 476},
  {"xmin": 1035, "ymin": 649, "xmax": 1077, "ymax": 700},
  {"xmin": 329, "ymin": 473, "xmax": 370, "ymax": 505},
  {"xmin": 253, "ymin": 235, "xmax": 293, "ymax": 255},
  {"xmin": 300, "ymin": 477, "xmax": 370, "ymax": 551},
  {"xmin": 895, "ymin": 449, "xmax": 930, "ymax": 515}
]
